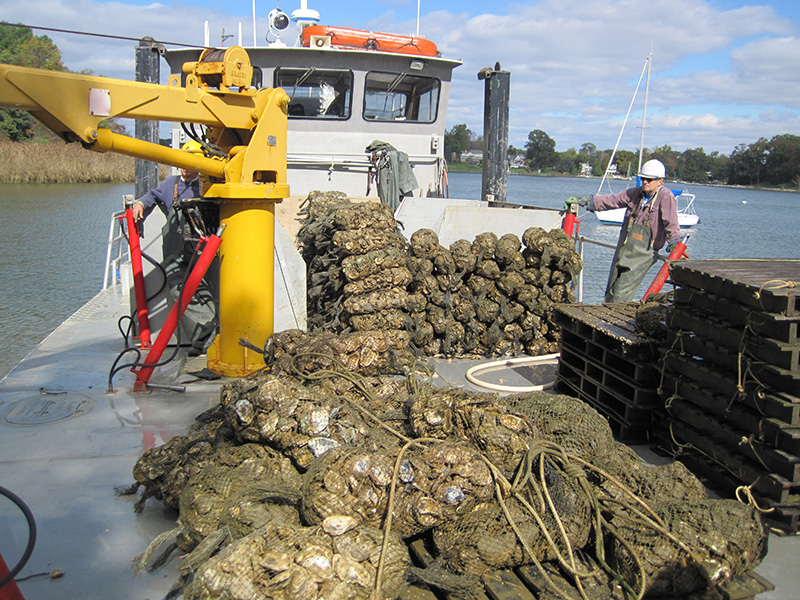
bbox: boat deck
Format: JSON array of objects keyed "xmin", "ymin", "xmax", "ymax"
[{"xmin": 0, "ymin": 286, "xmax": 797, "ymax": 599}]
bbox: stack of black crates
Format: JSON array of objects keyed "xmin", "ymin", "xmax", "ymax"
[
  {"xmin": 656, "ymin": 259, "xmax": 800, "ymax": 533},
  {"xmin": 553, "ymin": 303, "xmax": 662, "ymax": 443}
]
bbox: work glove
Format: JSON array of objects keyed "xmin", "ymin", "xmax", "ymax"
[
  {"xmin": 563, "ymin": 196, "xmax": 589, "ymax": 211},
  {"xmin": 666, "ymin": 236, "xmax": 685, "ymax": 254}
]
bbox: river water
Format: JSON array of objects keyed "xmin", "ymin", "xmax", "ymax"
[{"xmin": 0, "ymin": 176, "xmax": 797, "ymax": 379}]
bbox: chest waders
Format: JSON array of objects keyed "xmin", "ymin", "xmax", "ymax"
[
  {"xmin": 161, "ymin": 181, "xmax": 218, "ymax": 353},
  {"xmin": 604, "ymin": 196, "xmax": 657, "ymax": 303}
]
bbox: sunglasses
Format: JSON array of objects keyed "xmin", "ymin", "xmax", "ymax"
[{"xmin": 641, "ymin": 177, "xmax": 659, "ymax": 183}]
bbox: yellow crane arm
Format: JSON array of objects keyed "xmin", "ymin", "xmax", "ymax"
[
  {"xmin": 0, "ymin": 47, "xmax": 290, "ymax": 188},
  {"xmin": 0, "ymin": 46, "xmax": 292, "ymax": 377}
]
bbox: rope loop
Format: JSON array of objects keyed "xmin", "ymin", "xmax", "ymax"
[{"xmin": 735, "ymin": 484, "xmax": 775, "ymax": 514}]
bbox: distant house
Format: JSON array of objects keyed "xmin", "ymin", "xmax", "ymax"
[
  {"xmin": 509, "ymin": 154, "xmax": 525, "ymax": 168},
  {"xmin": 579, "ymin": 163, "xmax": 593, "ymax": 177},
  {"xmin": 461, "ymin": 150, "xmax": 483, "ymax": 164}
]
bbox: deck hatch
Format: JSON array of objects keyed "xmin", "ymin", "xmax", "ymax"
[{"xmin": 3, "ymin": 392, "xmax": 94, "ymax": 425}]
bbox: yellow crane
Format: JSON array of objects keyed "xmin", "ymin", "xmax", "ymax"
[{"xmin": 0, "ymin": 46, "xmax": 290, "ymax": 377}]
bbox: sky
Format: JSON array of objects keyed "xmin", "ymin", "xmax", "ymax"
[{"xmin": 2, "ymin": 0, "xmax": 799, "ymax": 155}]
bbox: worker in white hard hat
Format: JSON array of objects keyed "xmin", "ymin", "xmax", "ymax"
[
  {"xmin": 564, "ymin": 159, "xmax": 681, "ymax": 303},
  {"xmin": 132, "ymin": 140, "xmax": 218, "ymax": 356}
]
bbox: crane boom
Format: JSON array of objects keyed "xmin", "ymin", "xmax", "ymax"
[{"xmin": 0, "ymin": 46, "xmax": 291, "ymax": 377}]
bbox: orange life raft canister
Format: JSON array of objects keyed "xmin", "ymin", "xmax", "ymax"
[{"xmin": 301, "ymin": 25, "xmax": 439, "ymax": 57}]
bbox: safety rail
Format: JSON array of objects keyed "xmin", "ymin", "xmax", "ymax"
[{"xmin": 103, "ymin": 209, "xmax": 128, "ymax": 290}]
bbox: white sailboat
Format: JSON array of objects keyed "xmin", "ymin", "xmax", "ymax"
[{"xmin": 596, "ymin": 53, "xmax": 700, "ymax": 228}]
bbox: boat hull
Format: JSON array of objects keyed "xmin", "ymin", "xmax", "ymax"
[
  {"xmin": 596, "ymin": 207, "xmax": 700, "ymax": 227},
  {"xmin": 596, "ymin": 194, "xmax": 700, "ymax": 228}
]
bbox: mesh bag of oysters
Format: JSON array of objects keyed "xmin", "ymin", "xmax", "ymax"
[
  {"xmin": 406, "ymin": 226, "xmax": 583, "ymax": 357},
  {"xmin": 295, "ymin": 190, "xmax": 583, "ymax": 361},
  {"xmin": 129, "ymin": 367, "xmax": 768, "ymax": 600},
  {"xmin": 264, "ymin": 328, "xmax": 416, "ymax": 377},
  {"xmin": 296, "ymin": 192, "xmax": 410, "ymax": 335}
]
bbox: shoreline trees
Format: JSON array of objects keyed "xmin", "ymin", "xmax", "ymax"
[{"xmin": 445, "ymin": 122, "xmax": 800, "ymax": 189}]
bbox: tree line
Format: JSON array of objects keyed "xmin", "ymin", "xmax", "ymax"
[
  {"xmin": 3, "ymin": 22, "xmax": 798, "ymax": 190},
  {"xmin": 0, "ymin": 22, "xmax": 125, "ymax": 142},
  {"xmin": 445, "ymin": 124, "xmax": 800, "ymax": 189}
]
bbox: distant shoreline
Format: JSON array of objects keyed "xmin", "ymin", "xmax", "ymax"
[
  {"xmin": 2, "ymin": 141, "xmax": 795, "ymax": 194},
  {"xmin": 0, "ymin": 140, "xmax": 163, "ymax": 184},
  {"xmin": 447, "ymin": 163, "xmax": 799, "ymax": 194}
]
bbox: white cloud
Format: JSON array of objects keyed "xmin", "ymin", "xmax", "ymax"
[{"xmin": 2, "ymin": 0, "xmax": 799, "ymax": 154}]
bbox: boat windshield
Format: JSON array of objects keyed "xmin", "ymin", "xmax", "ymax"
[
  {"xmin": 275, "ymin": 67, "xmax": 353, "ymax": 119},
  {"xmin": 363, "ymin": 71, "xmax": 440, "ymax": 122}
]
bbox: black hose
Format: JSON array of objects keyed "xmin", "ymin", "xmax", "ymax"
[
  {"xmin": 107, "ymin": 236, "xmax": 202, "ymax": 390},
  {"xmin": 117, "ymin": 314, "xmax": 134, "ymax": 347},
  {"xmin": 140, "ymin": 250, "xmax": 167, "ymax": 303},
  {"xmin": 0, "ymin": 486, "xmax": 37, "ymax": 591}
]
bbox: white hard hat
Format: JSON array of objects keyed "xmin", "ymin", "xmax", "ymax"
[{"xmin": 639, "ymin": 159, "xmax": 666, "ymax": 179}]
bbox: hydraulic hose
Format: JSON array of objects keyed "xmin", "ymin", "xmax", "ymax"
[
  {"xmin": 107, "ymin": 240, "xmax": 201, "ymax": 391},
  {"xmin": 0, "ymin": 486, "xmax": 37, "ymax": 592}
]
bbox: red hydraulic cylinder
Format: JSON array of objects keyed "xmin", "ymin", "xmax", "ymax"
[
  {"xmin": 123, "ymin": 207, "xmax": 151, "ymax": 349},
  {"xmin": 132, "ymin": 225, "xmax": 225, "ymax": 391},
  {"xmin": 562, "ymin": 203, "xmax": 580, "ymax": 237},
  {"xmin": 0, "ymin": 552, "xmax": 25, "ymax": 600},
  {"xmin": 642, "ymin": 237, "xmax": 689, "ymax": 302}
]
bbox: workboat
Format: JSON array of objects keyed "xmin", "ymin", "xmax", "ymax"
[
  {"xmin": 162, "ymin": 4, "xmax": 460, "ymax": 201},
  {"xmin": 0, "ymin": 5, "xmax": 794, "ymax": 600}
]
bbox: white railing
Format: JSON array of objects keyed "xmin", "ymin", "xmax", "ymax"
[{"xmin": 103, "ymin": 209, "xmax": 128, "ymax": 290}]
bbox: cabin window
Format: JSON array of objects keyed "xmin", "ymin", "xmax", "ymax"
[
  {"xmin": 274, "ymin": 68, "xmax": 352, "ymax": 119},
  {"xmin": 364, "ymin": 71, "xmax": 440, "ymax": 122}
]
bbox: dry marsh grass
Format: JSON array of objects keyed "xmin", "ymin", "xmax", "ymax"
[{"xmin": 0, "ymin": 141, "xmax": 168, "ymax": 184}]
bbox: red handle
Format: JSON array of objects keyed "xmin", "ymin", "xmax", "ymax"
[{"xmin": 642, "ymin": 240, "xmax": 688, "ymax": 301}]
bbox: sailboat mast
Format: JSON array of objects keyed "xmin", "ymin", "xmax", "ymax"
[
  {"xmin": 637, "ymin": 53, "xmax": 652, "ymax": 173},
  {"xmin": 597, "ymin": 55, "xmax": 650, "ymax": 194}
]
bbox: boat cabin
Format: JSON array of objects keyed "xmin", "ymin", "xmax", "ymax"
[{"xmin": 164, "ymin": 38, "xmax": 461, "ymax": 200}]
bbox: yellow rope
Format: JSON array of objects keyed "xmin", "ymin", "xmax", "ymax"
[
  {"xmin": 739, "ymin": 435, "xmax": 770, "ymax": 471},
  {"xmin": 373, "ymin": 437, "xmax": 441, "ymax": 600},
  {"xmin": 290, "ymin": 352, "xmax": 413, "ymax": 443},
  {"xmin": 755, "ymin": 279, "xmax": 798, "ymax": 311},
  {"xmin": 735, "ymin": 484, "xmax": 775, "ymax": 514}
]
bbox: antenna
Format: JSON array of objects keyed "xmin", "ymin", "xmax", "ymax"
[
  {"xmin": 416, "ymin": 0, "xmax": 421, "ymax": 36},
  {"xmin": 637, "ymin": 52, "xmax": 652, "ymax": 174},
  {"xmin": 292, "ymin": 0, "xmax": 320, "ymax": 32},
  {"xmin": 253, "ymin": 0, "xmax": 257, "ymax": 46},
  {"xmin": 597, "ymin": 55, "xmax": 650, "ymax": 194}
]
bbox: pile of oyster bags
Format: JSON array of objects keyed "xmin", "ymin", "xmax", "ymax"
[
  {"xmin": 296, "ymin": 192, "xmax": 582, "ymax": 358},
  {"xmin": 130, "ymin": 367, "xmax": 768, "ymax": 600}
]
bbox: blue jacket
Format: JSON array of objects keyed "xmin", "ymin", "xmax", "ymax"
[{"xmin": 136, "ymin": 174, "xmax": 200, "ymax": 217}]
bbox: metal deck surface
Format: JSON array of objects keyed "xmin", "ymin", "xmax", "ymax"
[
  {"xmin": 0, "ymin": 287, "xmax": 221, "ymax": 600},
  {"xmin": 0, "ymin": 286, "xmax": 798, "ymax": 599}
]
